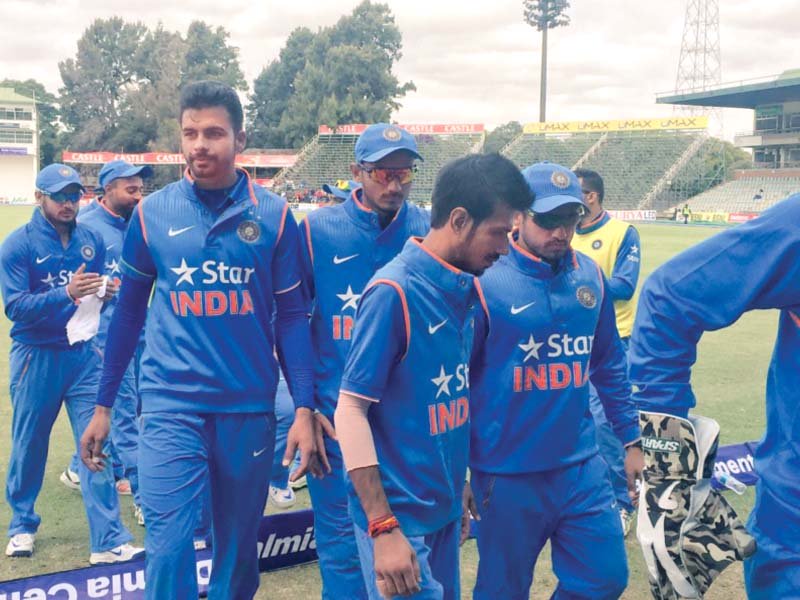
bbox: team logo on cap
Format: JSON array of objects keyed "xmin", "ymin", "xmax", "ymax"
[
  {"xmin": 81, "ymin": 245, "xmax": 95, "ymax": 261},
  {"xmin": 576, "ymin": 286, "xmax": 597, "ymax": 309},
  {"xmin": 59, "ymin": 167, "xmax": 71, "ymax": 178},
  {"xmin": 592, "ymin": 239, "xmax": 603, "ymax": 250},
  {"xmin": 382, "ymin": 126, "xmax": 403, "ymax": 142},
  {"xmin": 237, "ymin": 220, "xmax": 261, "ymax": 243},
  {"xmin": 551, "ymin": 171, "xmax": 570, "ymax": 189}
]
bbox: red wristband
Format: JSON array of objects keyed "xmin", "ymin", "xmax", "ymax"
[{"xmin": 368, "ymin": 514, "xmax": 400, "ymax": 538}]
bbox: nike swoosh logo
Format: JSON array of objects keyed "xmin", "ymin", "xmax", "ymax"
[
  {"xmin": 109, "ymin": 549, "xmax": 123, "ymax": 556},
  {"xmin": 35, "ymin": 255, "xmax": 51, "ymax": 264},
  {"xmin": 106, "ymin": 244, "xmax": 115, "ymax": 250},
  {"xmin": 333, "ymin": 254, "xmax": 359, "ymax": 265},
  {"xmin": 428, "ymin": 319, "xmax": 447, "ymax": 334},
  {"xmin": 510, "ymin": 301, "xmax": 536, "ymax": 315},
  {"xmin": 168, "ymin": 226, "xmax": 194, "ymax": 237},
  {"xmin": 253, "ymin": 448, "xmax": 267, "ymax": 457},
  {"xmin": 657, "ymin": 480, "xmax": 680, "ymax": 510}
]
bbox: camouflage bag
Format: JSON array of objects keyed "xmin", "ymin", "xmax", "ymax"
[{"xmin": 637, "ymin": 411, "xmax": 757, "ymax": 599}]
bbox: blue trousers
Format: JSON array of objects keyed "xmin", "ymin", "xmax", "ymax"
[
  {"xmin": 744, "ymin": 485, "xmax": 800, "ymax": 599},
  {"xmin": 269, "ymin": 382, "xmax": 295, "ymax": 489},
  {"xmin": 138, "ymin": 411, "xmax": 274, "ymax": 600},
  {"xmin": 471, "ymin": 455, "xmax": 628, "ymax": 600},
  {"xmin": 307, "ymin": 438, "xmax": 369, "ymax": 599},
  {"xmin": 354, "ymin": 519, "xmax": 460, "ymax": 600},
  {"xmin": 588, "ymin": 336, "xmax": 632, "ymax": 512},
  {"xmin": 6, "ymin": 341, "xmax": 132, "ymax": 552}
]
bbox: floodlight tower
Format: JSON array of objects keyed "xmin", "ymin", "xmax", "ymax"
[{"xmin": 674, "ymin": 0, "xmax": 722, "ymax": 117}]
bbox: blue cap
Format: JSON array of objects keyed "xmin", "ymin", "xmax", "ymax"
[
  {"xmin": 36, "ymin": 163, "xmax": 85, "ymax": 194},
  {"xmin": 354, "ymin": 124, "xmax": 423, "ymax": 163},
  {"xmin": 98, "ymin": 160, "xmax": 154, "ymax": 188},
  {"xmin": 521, "ymin": 162, "xmax": 587, "ymax": 214},
  {"xmin": 322, "ymin": 180, "xmax": 360, "ymax": 201}
]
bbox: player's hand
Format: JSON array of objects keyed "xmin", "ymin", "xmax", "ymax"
[
  {"xmin": 67, "ymin": 263, "xmax": 104, "ymax": 299},
  {"xmin": 101, "ymin": 277, "xmax": 120, "ymax": 302},
  {"xmin": 460, "ymin": 479, "xmax": 480, "ymax": 545},
  {"xmin": 312, "ymin": 411, "xmax": 336, "ymax": 474},
  {"xmin": 374, "ymin": 528, "xmax": 421, "ymax": 597},
  {"xmin": 285, "ymin": 408, "xmax": 329, "ymax": 480},
  {"xmin": 80, "ymin": 406, "xmax": 111, "ymax": 472},
  {"xmin": 625, "ymin": 445, "xmax": 645, "ymax": 508}
]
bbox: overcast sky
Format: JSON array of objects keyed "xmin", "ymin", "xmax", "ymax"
[{"xmin": 2, "ymin": 0, "xmax": 797, "ymax": 143}]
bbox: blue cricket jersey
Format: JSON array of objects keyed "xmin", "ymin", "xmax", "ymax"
[
  {"xmin": 470, "ymin": 237, "xmax": 639, "ymax": 474},
  {"xmin": 341, "ymin": 238, "xmax": 483, "ymax": 536},
  {"xmin": 630, "ymin": 195, "xmax": 800, "ymax": 547},
  {"xmin": 78, "ymin": 202, "xmax": 127, "ymax": 349},
  {"xmin": 0, "ymin": 208, "xmax": 106, "ymax": 347},
  {"xmin": 300, "ymin": 190, "xmax": 430, "ymax": 419},
  {"xmin": 120, "ymin": 170, "xmax": 305, "ymax": 414}
]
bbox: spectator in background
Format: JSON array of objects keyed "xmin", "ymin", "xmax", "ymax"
[{"xmin": 753, "ymin": 188, "xmax": 764, "ymax": 202}]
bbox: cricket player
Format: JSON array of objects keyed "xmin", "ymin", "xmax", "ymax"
[
  {"xmin": 630, "ymin": 194, "xmax": 800, "ymax": 599},
  {"xmin": 335, "ymin": 153, "xmax": 533, "ymax": 599},
  {"xmin": 78, "ymin": 159, "xmax": 153, "ymax": 522},
  {"xmin": 467, "ymin": 162, "xmax": 643, "ymax": 599},
  {"xmin": 80, "ymin": 81, "xmax": 324, "ymax": 600},
  {"xmin": 299, "ymin": 123, "xmax": 429, "ymax": 599},
  {"xmin": 0, "ymin": 164, "xmax": 142, "ymax": 563},
  {"xmin": 571, "ymin": 167, "xmax": 642, "ymax": 534}
]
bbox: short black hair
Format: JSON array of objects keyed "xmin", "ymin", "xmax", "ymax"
[
  {"xmin": 179, "ymin": 80, "xmax": 244, "ymax": 133},
  {"xmin": 430, "ymin": 154, "xmax": 533, "ymax": 228},
  {"xmin": 573, "ymin": 168, "xmax": 604, "ymax": 204}
]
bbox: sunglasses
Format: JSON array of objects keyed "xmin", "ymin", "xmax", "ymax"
[
  {"xmin": 359, "ymin": 164, "xmax": 417, "ymax": 186},
  {"xmin": 529, "ymin": 208, "xmax": 584, "ymax": 230},
  {"xmin": 39, "ymin": 189, "xmax": 82, "ymax": 203}
]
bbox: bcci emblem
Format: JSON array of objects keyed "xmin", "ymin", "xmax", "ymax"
[
  {"xmin": 576, "ymin": 286, "xmax": 597, "ymax": 309},
  {"xmin": 81, "ymin": 245, "xmax": 95, "ymax": 261},
  {"xmin": 382, "ymin": 126, "xmax": 402, "ymax": 142},
  {"xmin": 551, "ymin": 171, "xmax": 570, "ymax": 189},
  {"xmin": 592, "ymin": 239, "xmax": 603, "ymax": 250},
  {"xmin": 237, "ymin": 220, "xmax": 261, "ymax": 243},
  {"xmin": 59, "ymin": 167, "xmax": 71, "ymax": 178}
]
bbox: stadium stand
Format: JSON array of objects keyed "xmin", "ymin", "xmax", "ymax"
[
  {"xmin": 686, "ymin": 173, "xmax": 800, "ymax": 213},
  {"xmin": 272, "ymin": 124, "xmax": 485, "ymax": 204},
  {"xmin": 501, "ymin": 133, "xmax": 601, "ymax": 171}
]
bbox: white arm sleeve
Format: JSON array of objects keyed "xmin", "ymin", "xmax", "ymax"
[{"xmin": 334, "ymin": 393, "xmax": 379, "ymax": 472}]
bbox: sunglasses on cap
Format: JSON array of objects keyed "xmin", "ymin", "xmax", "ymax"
[
  {"xmin": 38, "ymin": 189, "xmax": 82, "ymax": 203},
  {"xmin": 528, "ymin": 207, "xmax": 585, "ymax": 230},
  {"xmin": 359, "ymin": 164, "xmax": 417, "ymax": 186}
]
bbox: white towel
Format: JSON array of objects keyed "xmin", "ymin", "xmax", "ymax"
[{"xmin": 66, "ymin": 276, "xmax": 108, "ymax": 345}]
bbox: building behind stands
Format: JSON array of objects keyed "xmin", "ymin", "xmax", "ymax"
[{"xmin": 0, "ymin": 87, "xmax": 38, "ymax": 204}]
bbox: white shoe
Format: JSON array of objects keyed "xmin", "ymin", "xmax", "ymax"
[
  {"xmin": 289, "ymin": 475, "xmax": 307, "ymax": 490},
  {"xmin": 193, "ymin": 539, "xmax": 208, "ymax": 551},
  {"xmin": 5, "ymin": 533, "xmax": 34, "ymax": 557},
  {"xmin": 60, "ymin": 468, "xmax": 81, "ymax": 491},
  {"xmin": 620, "ymin": 508, "xmax": 635, "ymax": 538},
  {"xmin": 133, "ymin": 504, "xmax": 145, "ymax": 527},
  {"xmin": 268, "ymin": 485, "xmax": 297, "ymax": 509},
  {"xmin": 89, "ymin": 543, "xmax": 144, "ymax": 565}
]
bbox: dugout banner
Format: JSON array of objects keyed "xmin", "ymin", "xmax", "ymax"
[
  {"xmin": 606, "ymin": 209, "xmax": 656, "ymax": 222},
  {"xmin": 712, "ymin": 441, "xmax": 759, "ymax": 489},
  {"xmin": 0, "ymin": 509, "xmax": 317, "ymax": 599}
]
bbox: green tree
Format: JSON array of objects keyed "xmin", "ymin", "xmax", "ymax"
[
  {"xmin": 0, "ymin": 79, "xmax": 60, "ymax": 165},
  {"xmin": 247, "ymin": 1, "xmax": 414, "ymax": 148},
  {"xmin": 484, "ymin": 121, "xmax": 523, "ymax": 153},
  {"xmin": 181, "ymin": 21, "xmax": 247, "ymax": 90},
  {"xmin": 523, "ymin": 0, "xmax": 570, "ymax": 122}
]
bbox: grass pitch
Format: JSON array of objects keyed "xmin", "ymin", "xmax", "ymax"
[{"xmin": 0, "ymin": 206, "xmax": 770, "ymax": 598}]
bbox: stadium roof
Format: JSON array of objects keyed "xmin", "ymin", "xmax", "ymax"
[
  {"xmin": 0, "ymin": 87, "xmax": 35, "ymax": 105},
  {"xmin": 656, "ymin": 69, "xmax": 800, "ymax": 109}
]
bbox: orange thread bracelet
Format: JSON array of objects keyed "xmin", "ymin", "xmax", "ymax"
[{"xmin": 368, "ymin": 514, "xmax": 400, "ymax": 538}]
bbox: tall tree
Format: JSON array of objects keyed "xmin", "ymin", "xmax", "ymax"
[
  {"xmin": 484, "ymin": 121, "xmax": 523, "ymax": 153},
  {"xmin": 0, "ymin": 79, "xmax": 60, "ymax": 165},
  {"xmin": 523, "ymin": 0, "xmax": 570, "ymax": 122},
  {"xmin": 247, "ymin": 1, "xmax": 414, "ymax": 148},
  {"xmin": 181, "ymin": 21, "xmax": 247, "ymax": 90}
]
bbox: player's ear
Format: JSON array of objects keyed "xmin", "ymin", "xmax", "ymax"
[
  {"xmin": 350, "ymin": 163, "xmax": 362, "ymax": 183},
  {"xmin": 449, "ymin": 207, "xmax": 473, "ymax": 236},
  {"xmin": 234, "ymin": 130, "xmax": 246, "ymax": 154}
]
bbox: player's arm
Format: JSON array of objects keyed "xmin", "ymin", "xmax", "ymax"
[
  {"xmin": 336, "ymin": 281, "xmax": 421, "ymax": 598},
  {"xmin": 297, "ymin": 217, "xmax": 315, "ymax": 301},
  {"xmin": 630, "ymin": 196, "xmax": 800, "ymax": 417},
  {"xmin": 82, "ymin": 203, "xmax": 155, "ymax": 471},
  {"xmin": 607, "ymin": 225, "xmax": 640, "ymax": 301}
]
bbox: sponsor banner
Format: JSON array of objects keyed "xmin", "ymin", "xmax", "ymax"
[
  {"xmin": 713, "ymin": 441, "xmax": 759, "ymax": 489},
  {"xmin": 691, "ymin": 211, "xmax": 729, "ymax": 224},
  {"xmin": 728, "ymin": 212, "xmax": 759, "ymax": 223},
  {"xmin": 607, "ymin": 209, "xmax": 656, "ymax": 222},
  {"xmin": 62, "ymin": 151, "xmax": 297, "ymax": 169},
  {"xmin": 522, "ymin": 116, "xmax": 708, "ymax": 134},
  {"xmin": 0, "ymin": 146, "xmax": 29, "ymax": 155},
  {"xmin": 317, "ymin": 123, "xmax": 484, "ymax": 135},
  {"xmin": 0, "ymin": 510, "xmax": 317, "ymax": 599}
]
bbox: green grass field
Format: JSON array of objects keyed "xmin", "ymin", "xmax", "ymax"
[{"xmin": 0, "ymin": 205, "xmax": 771, "ymax": 598}]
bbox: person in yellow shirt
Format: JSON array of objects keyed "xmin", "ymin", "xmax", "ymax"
[{"xmin": 572, "ymin": 168, "xmax": 641, "ymax": 537}]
